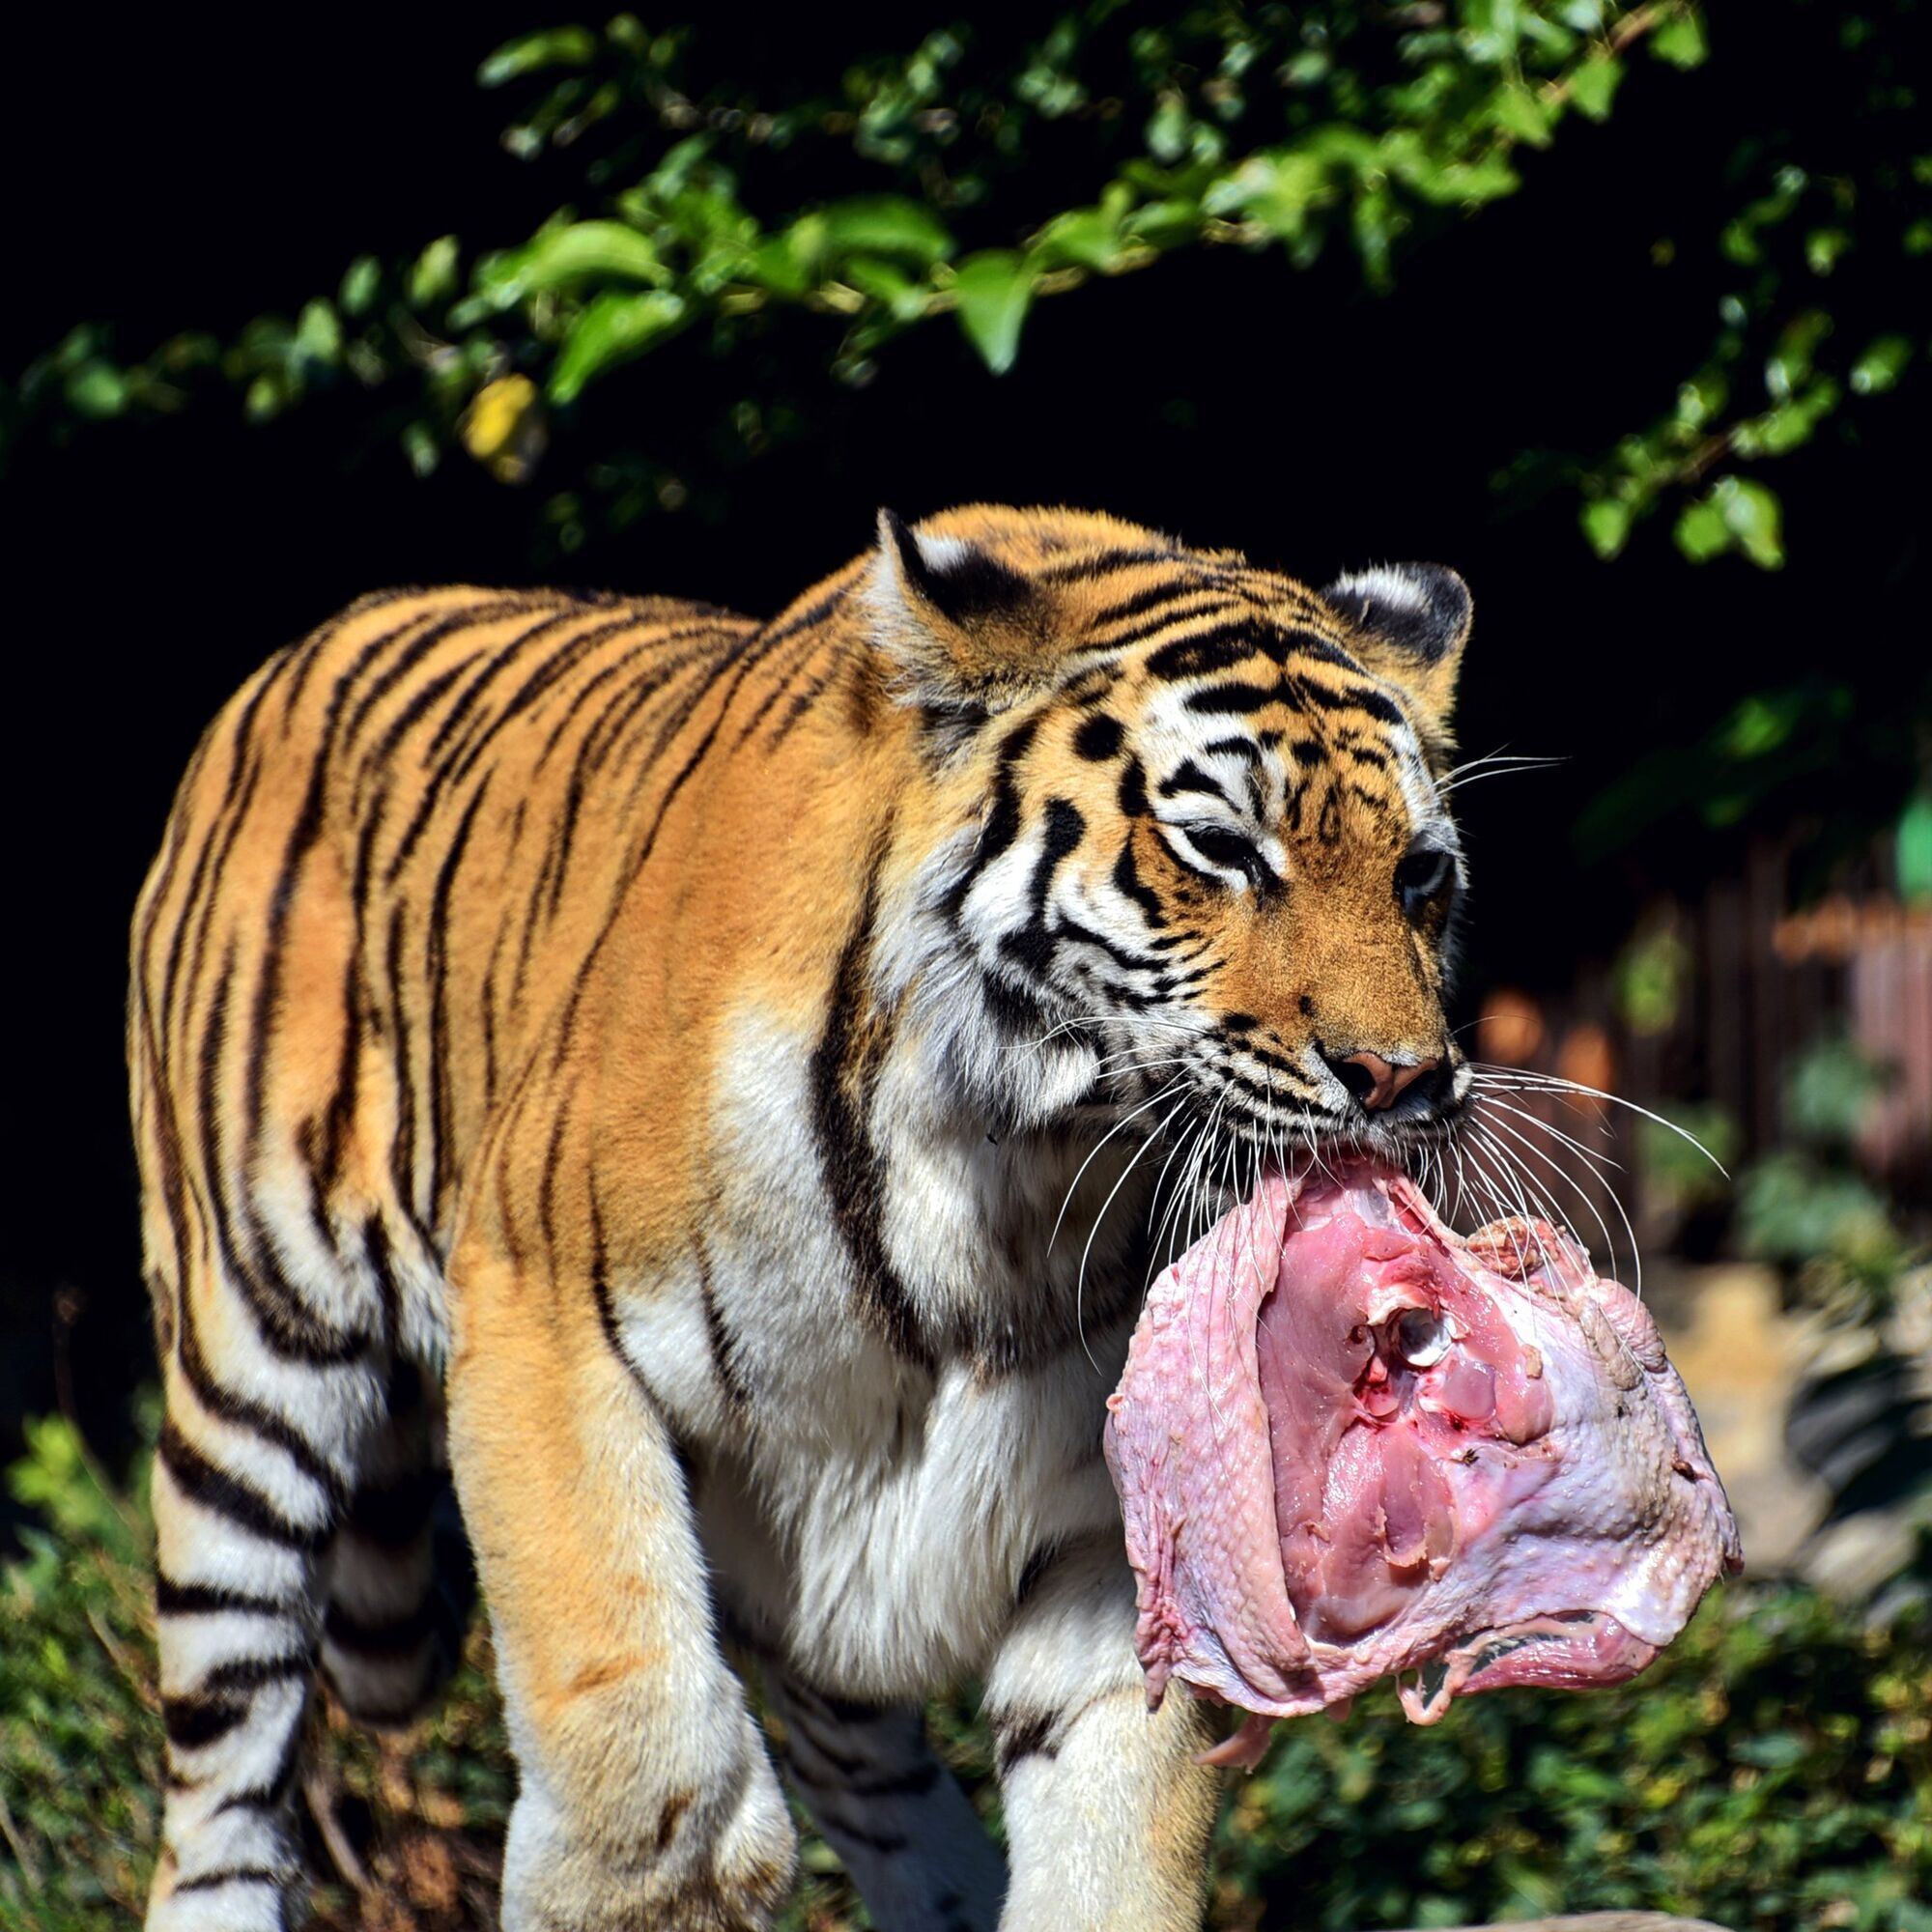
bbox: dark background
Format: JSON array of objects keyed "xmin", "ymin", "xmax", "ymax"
[{"xmin": 4, "ymin": 10, "xmax": 1924, "ymax": 1490}]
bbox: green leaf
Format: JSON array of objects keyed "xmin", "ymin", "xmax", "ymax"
[
  {"xmin": 1898, "ymin": 790, "xmax": 1932, "ymax": 903},
  {"xmin": 1029, "ymin": 206, "xmax": 1128, "ymax": 272},
  {"xmin": 338, "ymin": 255, "xmax": 381, "ymax": 318},
  {"xmin": 243, "ymin": 373, "xmax": 285, "ymax": 422},
  {"xmin": 1566, "ymin": 55, "xmax": 1623, "ymax": 122},
  {"xmin": 1766, "ymin": 308, "xmax": 1832, "ymax": 397},
  {"xmin": 1851, "ymin": 333, "xmax": 1912, "ymax": 395},
  {"xmin": 401, "ymin": 419, "xmax": 440, "ymax": 475},
  {"xmin": 1492, "ymin": 84, "xmax": 1555, "ymax": 149},
  {"xmin": 1408, "ymin": 151, "xmax": 1520, "ymax": 208},
  {"xmin": 478, "ymin": 26, "xmax": 598, "ymax": 88},
  {"xmin": 952, "ymin": 250, "xmax": 1033, "ymax": 374},
  {"xmin": 472, "ymin": 220, "xmax": 671, "ymax": 311},
  {"xmin": 294, "ymin": 299, "xmax": 342, "ymax": 367},
  {"xmin": 63, "ymin": 361, "xmax": 128, "ymax": 419},
  {"xmin": 840, "ymin": 256, "xmax": 931, "ymax": 322},
  {"xmin": 814, "ymin": 196, "xmax": 954, "ymax": 268},
  {"xmin": 1716, "ymin": 474, "xmax": 1785, "ymax": 567},
  {"xmin": 1146, "ymin": 95, "xmax": 1194, "ymax": 165},
  {"xmin": 1204, "ymin": 151, "xmax": 1328, "ymax": 240},
  {"xmin": 1581, "ymin": 496, "xmax": 1633, "ymax": 558},
  {"xmin": 1804, "ymin": 226, "xmax": 1851, "ymax": 274},
  {"xmin": 1673, "ymin": 493, "xmax": 1730, "ymax": 562},
  {"xmin": 1734, "ymin": 1731, "xmax": 1808, "ymax": 1771},
  {"xmin": 548, "ymin": 290, "xmax": 688, "ymax": 403},
  {"xmin": 407, "ymin": 235, "xmax": 461, "ymax": 311},
  {"xmin": 1651, "ymin": 9, "xmax": 1710, "ymax": 70}
]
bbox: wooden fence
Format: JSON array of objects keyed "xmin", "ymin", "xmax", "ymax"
[{"xmin": 1463, "ymin": 841, "xmax": 1932, "ymax": 1266}]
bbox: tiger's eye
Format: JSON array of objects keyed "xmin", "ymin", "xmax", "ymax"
[
  {"xmin": 1394, "ymin": 844, "xmax": 1455, "ymax": 923},
  {"xmin": 1389, "ymin": 1306, "xmax": 1450, "ymax": 1369}
]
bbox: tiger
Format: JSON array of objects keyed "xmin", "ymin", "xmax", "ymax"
[{"xmin": 129, "ymin": 502, "xmax": 1475, "ymax": 1932}]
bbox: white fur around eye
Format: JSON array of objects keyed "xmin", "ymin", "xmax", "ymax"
[{"xmin": 1164, "ymin": 822, "xmax": 1253, "ymax": 882}]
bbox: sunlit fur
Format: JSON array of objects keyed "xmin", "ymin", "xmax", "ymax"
[{"xmin": 130, "ymin": 505, "xmax": 1475, "ymax": 1932}]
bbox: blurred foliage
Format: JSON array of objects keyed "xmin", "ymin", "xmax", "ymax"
[
  {"xmin": 1613, "ymin": 917, "xmax": 1696, "ymax": 1038},
  {"xmin": 1731, "ymin": 1037, "xmax": 1932, "ymax": 1611},
  {"xmin": 6, "ymin": 1411, "xmax": 1932, "ymax": 1930},
  {"xmin": 1564, "ymin": 0, "xmax": 1927, "ymax": 573},
  {"xmin": 1738, "ymin": 1036, "xmax": 1918, "ymax": 1324},
  {"xmin": 1634, "ymin": 1100, "xmax": 1740, "ymax": 1225},
  {"xmin": 1576, "ymin": 668, "xmax": 1932, "ymax": 894},
  {"xmin": 1214, "ymin": 1586, "xmax": 1932, "ymax": 1932},
  {"xmin": 16, "ymin": 0, "xmax": 1918, "ymax": 570}
]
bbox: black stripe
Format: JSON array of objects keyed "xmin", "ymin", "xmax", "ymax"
[
  {"xmin": 170, "ymin": 1249, "xmax": 353, "ymax": 1513},
  {"xmin": 382, "ymin": 615, "xmax": 637, "ymax": 886},
  {"xmin": 323, "ymin": 1596, "xmax": 439, "ymax": 1659},
  {"xmin": 215, "ymin": 1697, "xmax": 309, "ymax": 1815},
  {"xmin": 148, "ymin": 665, "xmax": 278, "ymax": 1035},
  {"xmin": 1088, "ymin": 579, "xmax": 1224, "ymax": 633},
  {"xmin": 1071, "ymin": 712, "xmax": 1123, "ymax": 761},
  {"xmin": 277, "ymin": 583, "xmax": 429, "ymax": 719},
  {"xmin": 979, "ymin": 969, "xmax": 1052, "ymax": 1037},
  {"xmin": 1203, "ymin": 734, "xmax": 1263, "ymax": 763},
  {"xmin": 536, "ymin": 601, "xmax": 828, "ymax": 1084},
  {"xmin": 1144, "ymin": 622, "xmax": 1265, "ymax": 683},
  {"xmin": 809, "ymin": 834, "xmax": 932, "ymax": 1371},
  {"xmin": 1185, "ymin": 680, "xmax": 1281, "ymax": 715},
  {"xmin": 343, "ymin": 1467, "xmax": 441, "ymax": 1549},
  {"xmin": 764, "ymin": 659, "xmax": 841, "ymax": 748},
  {"xmin": 1037, "ymin": 545, "xmax": 1181, "ymax": 583},
  {"xmin": 156, "ymin": 1576, "xmax": 295, "ymax": 1619},
  {"xmin": 1014, "ymin": 1540, "xmax": 1062, "ymax": 1606},
  {"xmin": 587, "ymin": 1189, "xmax": 632, "ymax": 1375},
  {"xmin": 171, "ymin": 1866, "xmax": 286, "ymax": 1895},
  {"xmin": 696, "ymin": 1233, "xmax": 753, "ymax": 1410},
  {"xmin": 157, "ymin": 1421, "xmax": 329, "ymax": 1553},
  {"xmin": 163, "ymin": 745, "xmax": 262, "ymax": 1064},
  {"xmin": 339, "ymin": 595, "xmax": 540, "ymax": 750},
  {"xmin": 1277, "ymin": 624, "xmax": 1367, "ymax": 673},
  {"xmin": 163, "ymin": 1694, "xmax": 248, "ymax": 1749},
  {"xmin": 424, "ymin": 776, "xmax": 492, "ymax": 1210},
  {"xmin": 530, "ymin": 636, "xmax": 658, "ymax": 767},
  {"xmin": 421, "ymin": 604, "xmax": 585, "ymax": 761},
  {"xmin": 1157, "ymin": 759, "xmax": 1234, "ymax": 805},
  {"xmin": 994, "ymin": 1708, "xmax": 1064, "ymax": 1776},
  {"xmin": 1111, "ymin": 838, "xmax": 1167, "ymax": 928},
  {"xmin": 199, "ymin": 1651, "xmax": 314, "ymax": 1696},
  {"xmin": 1293, "ymin": 671, "xmax": 1404, "ymax": 726},
  {"xmin": 997, "ymin": 797, "xmax": 1085, "ymax": 978},
  {"xmin": 233, "ymin": 683, "xmax": 375, "ymax": 1356}
]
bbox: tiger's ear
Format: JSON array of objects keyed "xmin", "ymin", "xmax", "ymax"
[
  {"xmin": 1321, "ymin": 562, "xmax": 1472, "ymax": 732},
  {"xmin": 867, "ymin": 508, "xmax": 1056, "ymax": 712}
]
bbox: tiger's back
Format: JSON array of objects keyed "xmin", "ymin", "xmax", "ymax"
[{"xmin": 130, "ymin": 574, "xmax": 867, "ymax": 1357}]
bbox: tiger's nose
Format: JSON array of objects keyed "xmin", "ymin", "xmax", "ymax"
[{"xmin": 1325, "ymin": 1049, "xmax": 1442, "ymax": 1112}]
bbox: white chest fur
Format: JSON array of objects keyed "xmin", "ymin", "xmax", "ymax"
[{"xmin": 611, "ymin": 1001, "xmax": 1150, "ymax": 1698}]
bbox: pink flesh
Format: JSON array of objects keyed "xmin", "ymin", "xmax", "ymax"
[{"xmin": 1103, "ymin": 1165, "xmax": 1742, "ymax": 1743}]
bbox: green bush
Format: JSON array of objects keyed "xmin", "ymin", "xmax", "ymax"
[{"xmin": 4, "ymin": 1415, "xmax": 1928, "ymax": 1931}]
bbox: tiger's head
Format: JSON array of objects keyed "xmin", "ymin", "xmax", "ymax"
[{"xmin": 871, "ymin": 504, "xmax": 1473, "ymax": 1180}]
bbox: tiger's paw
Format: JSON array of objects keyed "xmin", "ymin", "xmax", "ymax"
[{"xmin": 499, "ymin": 1747, "xmax": 799, "ymax": 1932}]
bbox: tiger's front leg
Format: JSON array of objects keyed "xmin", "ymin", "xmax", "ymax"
[
  {"xmin": 445, "ymin": 1238, "xmax": 796, "ymax": 1932},
  {"xmin": 985, "ymin": 1538, "xmax": 1220, "ymax": 1932}
]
